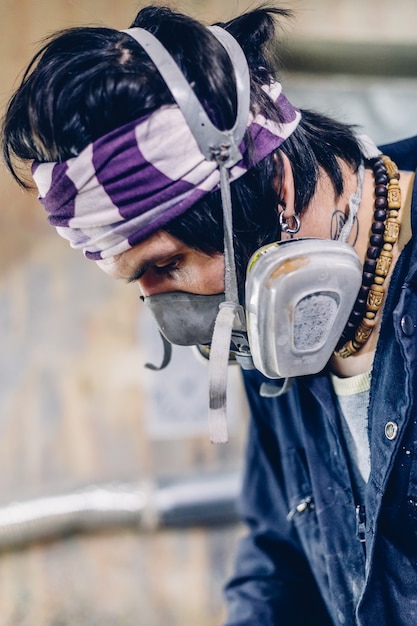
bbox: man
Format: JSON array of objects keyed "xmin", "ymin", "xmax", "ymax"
[{"xmin": 2, "ymin": 5, "xmax": 417, "ymax": 625}]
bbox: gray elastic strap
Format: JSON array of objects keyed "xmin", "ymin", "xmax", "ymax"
[
  {"xmin": 145, "ymin": 332, "xmax": 172, "ymax": 371},
  {"xmin": 339, "ymin": 134, "xmax": 381, "ymax": 244},
  {"xmin": 357, "ymin": 134, "xmax": 382, "ymax": 160},
  {"xmin": 219, "ymin": 164, "xmax": 240, "ymax": 305},
  {"xmin": 123, "ymin": 26, "xmax": 251, "ymax": 443},
  {"xmin": 122, "ymin": 27, "xmax": 250, "ymax": 167},
  {"xmin": 208, "ymin": 162, "xmax": 245, "ymax": 444},
  {"xmin": 208, "ymin": 302, "xmax": 242, "ymax": 443},
  {"xmin": 207, "ymin": 25, "xmax": 251, "ymax": 154},
  {"xmin": 338, "ymin": 161, "xmax": 365, "ymax": 244}
]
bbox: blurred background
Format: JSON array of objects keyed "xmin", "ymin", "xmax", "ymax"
[{"xmin": 0, "ymin": 1, "xmax": 416, "ymax": 625}]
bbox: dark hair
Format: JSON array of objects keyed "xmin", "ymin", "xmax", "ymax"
[{"xmin": 1, "ymin": 4, "xmax": 363, "ymax": 286}]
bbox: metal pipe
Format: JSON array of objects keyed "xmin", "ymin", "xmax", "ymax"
[{"xmin": 0, "ymin": 472, "xmax": 240, "ymax": 550}]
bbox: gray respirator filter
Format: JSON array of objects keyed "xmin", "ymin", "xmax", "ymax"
[{"xmin": 245, "ymin": 238, "xmax": 363, "ymax": 379}]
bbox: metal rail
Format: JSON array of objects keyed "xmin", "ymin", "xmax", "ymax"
[{"xmin": 0, "ymin": 472, "xmax": 241, "ymax": 550}]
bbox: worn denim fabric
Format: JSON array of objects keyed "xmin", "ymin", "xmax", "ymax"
[{"xmin": 224, "ymin": 137, "xmax": 417, "ymax": 626}]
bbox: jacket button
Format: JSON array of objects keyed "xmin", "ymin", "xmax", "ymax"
[
  {"xmin": 385, "ymin": 421, "xmax": 398, "ymax": 440},
  {"xmin": 401, "ymin": 315, "xmax": 415, "ymax": 336}
]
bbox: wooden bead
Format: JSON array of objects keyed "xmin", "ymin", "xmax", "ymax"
[
  {"xmin": 355, "ymin": 318, "xmax": 376, "ymax": 344},
  {"xmin": 364, "ymin": 259, "xmax": 377, "ymax": 273},
  {"xmin": 367, "ymin": 284, "xmax": 385, "ymax": 310},
  {"xmin": 387, "ymin": 181, "xmax": 401, "ymax": 209},
  {"xmin": 374, "ymin": 173, "xmax": 388, "ymax": 185},
  {"xmin": 374, "ymin": 196, "xmax": 388, "ymax": 210},
  {"xmin": 376, "ymin": 249, "xmax": 392, "ymax": 277},
  {"xmin": 371, "ymin": 221, "xmax": 385, "ymax": 234},
  {"xmin": 335, "ymin": 154, "xmax": 401, "ymax": 360},
  {"xmin": 335, "ymin": 342, "xmax": 357, "ymax": 358},
  {"xmin": 350, "ymin": 309, "xmax": 364, "ymax": 323},
  {"xmin": 362, "ymin": 271, "xmax": 375, "ymax": 286},
  {"xmin": 374, "ymin": 207, "xmax": 387, "ymax": 221},
  {"xmin": 354, "ymin": 299, "xmax": 367, "ymax": 314},
  {"xmin": 358, "ymin": 285, "xmax": 371, "ymax": 300},
  {"xmin": 373, "ymin": 161, "xmax": 385, "ymax": 174},
  {"xmin": 367, "ymin": 246, "xmax": 380, "ymax": 260},
  {"xmin": 384, "ymin": 218, "xmax": 400, "ymax": 243},
  {"xmin": 381, "ymin": 156, "xmax": 400, "ymax": 179},
  {"xmin": 370, "ymin": 233, "xmax": 384, "ymax": 247},
  {"xmin": 375, "ymin": 184, "xmax": 388, "ymax": 197}
]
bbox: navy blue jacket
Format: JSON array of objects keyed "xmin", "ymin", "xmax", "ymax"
[{"xmin": 224, "ymin": 137, "xmax": 417, "ymax": 625}]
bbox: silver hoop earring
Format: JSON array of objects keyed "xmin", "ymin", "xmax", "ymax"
[{"xmin": 279, "ymin": 211, "xmax": 301, "ymax": 235}]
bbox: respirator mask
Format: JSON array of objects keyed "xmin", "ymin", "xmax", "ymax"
[{"xmin": 124, "ymin": 27, "xmax": 378, "ymax": 444}]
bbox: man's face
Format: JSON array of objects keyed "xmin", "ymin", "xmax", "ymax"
[{"xmin": 96, "ymin": 230, "xmax": 225, "ymax": 296}]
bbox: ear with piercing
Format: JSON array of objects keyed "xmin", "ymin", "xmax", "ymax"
[{"xmin": 279, "ymin": 209, "xmax": 301, "ymax": 235}]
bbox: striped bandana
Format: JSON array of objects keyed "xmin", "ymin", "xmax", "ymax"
[{"xmin": 31, "ymin": 81, "xmax": 301, "ymax": 260}]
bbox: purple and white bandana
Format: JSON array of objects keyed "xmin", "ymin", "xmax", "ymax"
[{"xmin": 32, "ymin": 81, "xmax": 301, "ymax": 260}]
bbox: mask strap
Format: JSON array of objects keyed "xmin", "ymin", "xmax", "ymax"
[
  {"xmin": 338, "ymin": 160, "xmax": 365, "ymax": 244},
  {"xmin": 207, "ymin": 162, "xmax": 245, "ymax": 443},
  {"xmin": 208, "ymin": 302, "xmax": 240, "ymax": 442},
  {"xmin": 122, "ymin": 27, "xmax": 250, "ymax": 167},
  {"xmin": 123, "ymin": 26, "xmax": 251, "ymax": 443},
  {"xmin": 144, "ymin": 331, "xmax": 173, "ymax": 371},
  {"xmin": 205, "ymin": 29, "xmax": 249, "ymax": 443},
  {"xmin": 338, "ymin": 134, "xmax": 382, "ymax": 244}
]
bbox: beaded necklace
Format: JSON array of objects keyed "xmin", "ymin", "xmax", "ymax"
[{"xmin": 335, "ymin": 154, "xmax": 401, "ymax": 358}]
